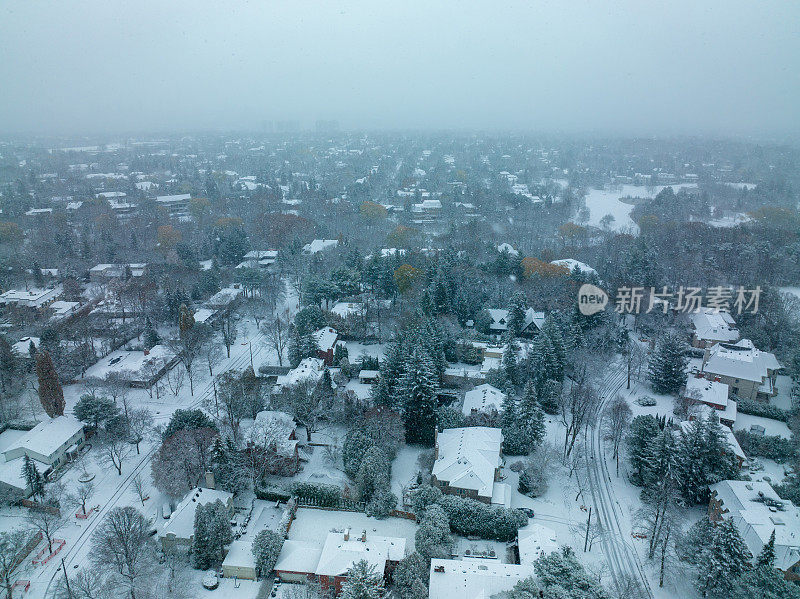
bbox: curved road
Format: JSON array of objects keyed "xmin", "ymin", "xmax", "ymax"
[{"xmin": 584, "ymin": 362, "xmax": 653, "ymax": 599}]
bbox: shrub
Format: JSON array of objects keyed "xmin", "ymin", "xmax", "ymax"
[
  {"xmin": 366, "ymin": 490, "xmax": 397, "ymax": 519},
  {"xmin": 734, "ymin": 430, "xmax": 796, "ymax": 464},
  {"xmin": 736, "ymin": 399, "xmax": 788, "ymax": 422},
  {"xmin": 437, "ymin": 494, "xmax": 528, "ymax": 541},
  {"xmin": 290, "ymin": 482, "xmax": 342, "ymax": 506},
  {"xmin": 254, "ymin": 485, "xmax": 291, "ymax": 502}
]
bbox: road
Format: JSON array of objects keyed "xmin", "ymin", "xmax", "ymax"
[
  {"xmin": 39, "ymin": 324, "xmax": 273, "ymax": 598},
  {"xmin": 584, "ymin": 361, "xmax": 653, "ymax": 599}
]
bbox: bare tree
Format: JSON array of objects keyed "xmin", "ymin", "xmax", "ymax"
[
  {"xmin": 100, "ymin": 417, "xmax": 131, "ymax": 475},
  {"xmin": 151, "ymin": 428, "xmax": 218, "ymax": 499},
  {"xmin": 131, "ymin": 474, "xmax": 148, "ymax": 506},
  {"xmin": 53, "ymin": 567, "xmax": 108, "ymax": 599},
  {"xmin": 203, "ymin": 338, "xmax": 223, "ymax": 377},
  {"xmin": 263, "ymin": 311, "xmax": 290, "ymax": 366},
  {"xmin": 169, "ymin": 325, "xmax": 209, "ymax": 396},
  {"xmin": 559, "ymin": 380, "xmax": 601, "ymax": 458},
  {"xmin": 72, "ymin": 480, "xmax": 95, "ymax": 516},
  {"xmin": 164, "ymin": 364, "xmax": 186, "ymax": 397},
  {"xmin": 0, "ymin": 530, "xmax": 31, "ymax": 599},
  {"xmin": 26, "ymin": 501, "xmax": 66, "ymax": 554},
  {"xmin": 90, "ymin": 506, "xmax": 157, "ymax": 599},
  {"xmin": 103, "ymin": 373, "xmax": 131, "ymax": 417},
  {"xmin": 127, "ymin": 408, "xmax": 153, "ymax": 455},
  {"xmin": 602, "ymin": 396, "xmax": 632, "ymax": 476}
]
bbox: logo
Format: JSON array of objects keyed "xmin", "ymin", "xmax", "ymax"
[{"xmin": 578, "ymin": 284, "xmax": 608, "ymax": 316}]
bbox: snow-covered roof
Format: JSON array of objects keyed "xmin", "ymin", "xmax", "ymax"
[
  {"xmin": 221, "ymin": 540, "xmax": 255, "ymax": 571},
  {"xmin": 313, "ymin": 327, "xmax": 339, "ymax": 353},
  {"xmin": 193, "ymin": 308, "xmax": 216, "ymax": 324},
  {"xmin": 0, "ymin": 287, "xmax": 62, "ymax": 308},
  {"xmin": 160, "ymin": 488, "xmax": 233, "ymax": 541},
  {"xmin": 428, "ymin": 558, "xmax": 532, "ymax": 599},
  {"xmin": 11, "ymin": 336, "xmax": 40, "ymax": 358},
  {"xmin": 432, "ymin": 427, "xmax": 503, "ymax": 500},
  {"xmin": 710, "ymin": 480, "xmax": 800, "ymax": 571},
  {"xmin": 275, "ymin": 358, "xmax": 324, "ymax": 389},
  {"xmin": 2, "ymin": 416, "xmax": 83, "ymax": 461},
  {"xmin": 679, "ymin": 418, "xmax": 745, "ymax": 462},
  {"xmin": 462, "ymin": 384, "xmax": 506, "ymax": 416},
  {"xmin": 330, "ymin": 302, "xmax": 365, "ymax": 318},
  {"xmin": 497, "ymin": 243, "xmax": 519, "ymax": 257},
  {"xmin": 703, "ymin": 339, "xmax": 782, "ymax": 384},
  {"xmin": 155, "ymin": 193, "xmax": 191, "ymax": 204},
  {"xmin": 517, "ymin": 523, "xmax": 559, "ymax": 563},
  {"xmin": 691, "ymin": 308, "xmax": 739, "ymax": 344},
  {"xmin": 205, "ymin": 286, "xmax": 244, "ymax": 308},
  {"xmin": 315, "ymin": 531, "xmax": 405, "ymax": 577},
  {"xmin": 684, "ymin": 376, "xmax": 729, "ymax": 409},
  {"xmin": 82, "ymin": 344, "xmax": 175, "ymax": 383},
  {"xmin": 275, "ymin": 540, "xmax": 322, "ymax": 574},
  {"xmin": 550, "ymin": 259, "xmax": 596, "ymax": 276},
  {"xmin": 302, "ymin": 239, "xmax": 339, "ymax": 254}
]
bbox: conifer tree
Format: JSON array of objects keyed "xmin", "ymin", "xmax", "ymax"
[
  {"xmin": 398, "ymin": 348, "xmax": 437, "ymax": 445},
  {"xmin": 340, "ymin": 559, "xmax": 384, "ymax": 599},
  {"xmin": 756, "ymin": 529, "xmax": 776, "ymax": 568},
  {"xmin": 506, "ymin": 292, "xmax": 527, "ymax": 337},
  {"xmin": 648, "ymin": 332, "xmax": 688, "ymax": 394},
  {"xmin": 627, "ymin": 415, "xmax": 661, "ymax": 486},
  {"xmin": 22, "ymin": 455, "xmax": 44, "ymax": 501},
  {"xmin": 35, "ymin": 350, "xmax": 64, "ymax": 417}
]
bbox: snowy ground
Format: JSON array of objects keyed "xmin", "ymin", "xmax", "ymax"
[
  {"xmin": 583, "ymin": 183, "xmax": 698, "ymax": 233},
  {"xmin": 288, "ymin": 507, "xmax": 418, "ymax": 551}
]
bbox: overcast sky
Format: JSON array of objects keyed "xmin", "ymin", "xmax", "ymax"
[{"xmin": 1, "ymin": 1, "xmax": 798, "ymax": 137}]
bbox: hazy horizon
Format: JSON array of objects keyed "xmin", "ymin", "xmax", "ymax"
[{"xmin": 2, "ymin": 1, "xmax": 799, "ymax": 139}]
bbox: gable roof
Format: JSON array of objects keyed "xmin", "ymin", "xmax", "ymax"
[
  {"xmin": 432, "ymin": 427, "xmax": 503, "ymax": 499},
  {"xmin": 462, "ymin": 384, "xmax": 506, "ymax": 416},
  {"xmin": 314, "ymin": 531, "xmax": 405, "ymax": 577},
  {"xmin": 691, "ymin": 308, "xmax": 739, "ymax": 343},
  {"xmin": 2, "ymin": 416, "xmax": 83, "ymax": 460},
  {"xmin": 703, "ymin": 339, "xmax": 781, "ymax": 383}
]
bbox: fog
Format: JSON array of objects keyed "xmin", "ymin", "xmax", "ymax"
[{"xmin": 1, "ymin": 0, "xmax": 798, "ymax": 137}]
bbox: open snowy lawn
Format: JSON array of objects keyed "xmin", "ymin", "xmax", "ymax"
[
  {"xmin": 733, "ymin": 413, "xmax": 793, "ymax": 439},
  {"xmin": 391, "ymin": 444, "xmax": 426, "ymax": 500},
  {"xmin": 582, "ymin": 183, "xmax": 697, "ymax": 233},
  {"xmin": 343, "ymin": 341, "xmax": 387, "ymax": 362}
]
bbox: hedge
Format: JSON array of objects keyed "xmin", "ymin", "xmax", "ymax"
[
  {"xmin": 736, "ymin": 399, "xmax": 789, "ymax": 422},
  {"xmin": 290, "ymin": 482, "xmax": 343, "ymax": 507},
  {"xmin": 734, "ymin": 430, "xmax": 796, "ymax": 464},
  {"xmin": 255, "ymin": 485, "xmax": 291, "ymax": 502},
  {"xmin": 437, "ymin": 494, "xmax": 528, "ymax": 541}
]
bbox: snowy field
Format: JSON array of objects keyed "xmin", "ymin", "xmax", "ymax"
[{"xmin": 583, "ymin": 183, "xmax": 698, "ymax": 232}]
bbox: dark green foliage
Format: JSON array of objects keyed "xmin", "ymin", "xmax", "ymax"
[
  {"xmin": 252, "ymin": 529, "xmax": 284, "ymax": 578},
  {"xmin": 398, "ymin": 348, "xmax": 437, "ymax": 446},
  {"xmin": 74, "ymin": 394, "xmax": 120, "ymax": 430},
  {"xmin": 22, "ymin": 455, "xmax": 44, "ymax": 500},
  {"xmin": 193, "ymin": 499, "xmax": 233, "ymax": 570},
  {"xmin": 734, "ymin": 430, "xmax": 795, "ymax": 463},
  {"xmin": 648, "ymin": 332, "xmax": 687, "ymax": 394},
  {"xmin": 437, "ymin": 494, "xmax": 528, "ymax": 541},
  {"xmin": 626, "ymin": 415, "xmax": 662, "ymax": 486},
  {"xmin": 365, "ymin": 489, "xmax": 397, "ymax": 519},
  {"xmin": 290, "ymin": 482, "xmax": 342, "ymax": 506},
  {"xmin": 736, "ymin": 399, "xmax": 789, "ymax": 422},
  {"xmin": 163, "ymin": 409, "xmax": 217, "ymax": 440},
  {"xmin": 680, "ymin": 519, "xmax": 753, "ymax": 599}
]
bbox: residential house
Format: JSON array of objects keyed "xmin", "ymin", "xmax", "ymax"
[
  {"xmin": 690, "ymin": 308, "xmax": 739, "ymax": 348},
  {"xmin": 0, "ymin": 287, "xmax": 63, "ymax": 311},
  {"xmin": 462, "ymin": 384, "xmax": 506, "ymax": 417},
  {"xmin": 701, "ymin": 339, "xmax": 781, "ymax": 401},
  {"xmin": 682, "ymin": 375, "xmax": 737, "ymax": 427},
  {"xmin": 274, "ymin": 358, "xmax": 325, "ymax": 392},
  {"xmin": 680, "ymin": 416, "xmax": 746, "ymax": 468},
  {"xmin": 313, "ymin": 327, "xmax": 340, "ymax": 366},
  {"xmin": 159, "ymin": 488, "xmax": 234, "ymax": 551},
  {"xmin": 245, "ymin": 411, "xmax": 300, "ymax": 476},
  {"xmin": 236, "ymin": 250, "xmax": 278, "ymax": 270},
  {"xmin": 155, "ymin": 193, "xmax": 191, "ymax": 218},
  {"xmin": 428, "ymin": 559, "xmax": 532, "ymax": 599},
  {"xmin": 431, "ymin": 427, "xmax": 510, "ymax": 507},
  {"xmin": 81, "ymin": 345, "xmax": 178, "ymax": 388},
  {"xmin": 302, "ymin": 239, "xmax": 339, "ymax": 255},
  {"xmin": 709, "ymin": 480, "xmax": 800, "ymax": 581}
]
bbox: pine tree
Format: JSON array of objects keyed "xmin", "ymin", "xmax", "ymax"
[
  {"xmin": 373, "ymin": 336, "xmax": 406, "ymax": 409},
  {"xmin": 756, "ymin": 529, "xmax": 776, "ymax": 568},
  {"xmin": 35, "ymin": 351, "xmax": 64, "ymax": 417},
  {"xmin": 398, "ymin": 348, "xmax": 438, "ymax": 446},
  {"xmin": 192, "ymin": 503, "xmax": 213, "ymax": 569},
  {"xmin": 677, "ymin": 414, "xmax": 738, "ymax": 505},
  {"xmin": 340, "ymin": 559, "xmax": 384, "ymax": 599},
  {"xmin": 252, "ymin": 529, "xmax": 283, "ymax": 578},
  {"xmin": 178, "ymin": 303, "xmax": 195, "ymax": 338},
  {"xmin": 506, "ymin": 292, "xmax": 527, "ymax": 337},
  {"xmin": 519, "ymin": 381, "xmax": 546, "ymax": 448},
  {"xmin": 22, "ymin": 455, "xmax": 44, "ymax": 501},
  {"xmin": 696, "ymin": 519, "xmax": 752, "ymax": 599},
  {"xmin": 501, "ymin": 337, "xmax": 518, "ymax": 391},
  {"xmin": 648, "ymin": 332, "xmax": 688, "ymax": 394},
  {"xmin": 627, "ymin": 415, "xmax": 661, "ymax": 486}
]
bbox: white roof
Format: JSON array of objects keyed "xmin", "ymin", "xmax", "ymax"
[
  {"xmin": 432, "ymin": 427, "xmax": 503, "ymax": 500},
  {"xmin": 221, "ymin": 540, "xmax": 255, "ymax": 570},
  {"xmin": 313, "ymin": 327, "xmax": 339, "ymax": 352},
  {"xmin": 276, "ymin": 358, "xmax": 324, "ymax": 388},
  {"xmin": 193, "ymin": 308, "xmax": 216, "ymax": 324},
  {"xmin": 462, "ymin": 384, "xmax": 506, "ymax": 416},
  {"xmin": 2, "ymin": 416, "xmax": 83, "ymax": 460},
  {"xmin": 0, "ymin": 287, "xmax": 61, "ymax": 307},
  {"xmin": 243, "ymin": 250, "xmax": 278, "ymax": 260},
  {"xmin": 82, "ymin": 345, "xmax": 175, "ymax": 382},
  {"xmin": 691, "ymin": 308, "xmax": 739, "ymax": 344},
  {"xmin": 684, "ymin": 376, "xmax": 729, "ymax": 409},
  {"xmin": 550, "ymin": 259, "xmax": 596, "ymax": 275},
  {"xmin": 703, "ymin": 339, "xmax": 782, "ymax": 384},
  {"xmin": 160, "ymin": 488, "xmax": 233, "ymax": 541},
  {"xmin": 303, "ymin": 239, "xmax": 339, "ymax": 254},
  {"xmin": 710, "ymin": 480, "xmax": 800, "ymax": 571},
  {"xmin": 246, "ymin": 411, "xmax": 297, "ymax": 457},
  {"xmin": 517, "ymin": 523, "xmax": 559, "ymax": 563},
  {"xmin": 428, "ymin": 559, "xmax": 532, "ymax": 599},
  {"xmin": 315, "ymin": 531, "xmax": 405, "ymax": 577},
  {"xmin": 156, "ymin": 193, "xmax": 191, "ymax": 203},
  {"xmin": 497, "ymin": 243, "xmax": 519, "ymax": 256},
  {"xmin": 206, "ymin": 286, "xmax": 244, "ymax": 308},
  {"xmin": 486, "ymin": 309, "xmax": 509, "ymax": 331},
  {"xmin": 0, "ymin": 456, "xmax": 27, "ymax": 492},
  {"xmin": 680, "ymin": 418, "xmax": 745, "ymax": 461},
  {"xmin": 275, "ymin": 540, "xmax": 323, "ymax": 573},
  {"xmin": 11, "ymin": 336, "xmax": 40, "ymax": 358}
]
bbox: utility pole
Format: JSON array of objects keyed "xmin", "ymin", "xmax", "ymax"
[
  {"xmin": 62, "ymin": 557, "xmax": 73, "ymax": 598},
  {"xmin": 583, "ymin": 507, "xmax": 592, "ymax": 552},
  {"xmin": 249, "ymin": 341, "xmax": 253, "ymax": 369}
]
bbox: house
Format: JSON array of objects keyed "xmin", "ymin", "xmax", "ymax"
[
  {"xmin": 245, "ymin": 411, "xmax": 299, "ymax": 476},
  {"xmin": 0, "ymin": 287, "xmax": 62, "ymax": 310},
  {"xmin": 431, "ymin": 427, "xmax": 510, "ymax": 507},
  {"xmin": 485, "ymin": 308, "xmax": 544, "ymax": 336},
  {"xmin": 193, "ymin": 307, "xmax": 218, "ymax": 325},
  {"xmin": 159, "ymin": 488, "xmax": 234, "ymax": 551},
  {"xmin": 48, "ymin": 300, "xmax": 82, "ymax": 322},
  {"xmin": 680, "ymin": 416, "xmax": 746, "ymax": 468},
  {"xmin": 701, "ymin": 339, "xmax": 782, "ymax": 401},
  {"xmin": 462, "ymin": 384, "xmax": 506, "ymax": 417},
  {"xmin": 275, "ymin": 529, "xmax": 405, "ymax": 594},
  {"xmin": 330, "ymin": 302, "xmax": 365, "ymax": 319},
  {"xmin": 302, "ymin": 239, "xmax": 339, "ymax": 255},
  {"xmin": 690, "ymin": 308, "xmax": 739, "ymax": 348},
  {"xmin": 11, "ymin": 336, "xmax": 40, "ymax": 359},
  {"xmin": 313, "ymin": 327, "xmax": 340, "ymax": 366},
  {"xmin": 274, "ymin": 357, "xmax": 325, "ymax": 391},
  {"xmin": 88, "ymin": 263, "xmax": 147, "ymax": 282},
  {"xmin": 0, "ymin": 416, "xmax": 85, "ymax": 498},
  {"xmin": 428, "ymin": 559, "xmax": 532, "ymax": 599},
  {"xmin": 358, "ymin": 370, "xmax": 380, "ymax": 384},
  {"xmin": 236, "ymin": 250, "xmax": 278, "ymax": 269},
  {"xmin": 682, "ymin": 375, "xmax": 737, "ymax": 427},
  {"xmin": 221, "ymin": 501, "xmax": 288, "ymax": 580},
  {"xmin": 81, "ymin": 345, "xmax": 178, "ymax": 388},
  {"xmin": 205, "ymin": 286, "xmax": 244, "ymax": 311},
  {"xmin": 155, "ymin": 193, "xmax": 191, "ymax": 218},
  {"xmin": 708, "ymin": 480, "xmax": 800, "ymax": 581},
  {"xmin": 516, "ymin": 522, "xmax": 559, "ymax": 563},
  {"xmin": 550, "ymin": 259, "xmax": 597, "ymax": 277}
]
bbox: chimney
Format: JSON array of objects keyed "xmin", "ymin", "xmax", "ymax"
[
  {"xmin": 205, "ymin": 470, "xmax": 216, "ymax": 490},
  {"xmin": 344, "ymin": 528, "xmax": 350, "ymax": 541},
  {"xmin": 143, "ymin": 349, "xmax": 150, "ymax": 356},
  {"xmin": 361, "ymin": 530, "xmax": 367, "ymax": 543}
]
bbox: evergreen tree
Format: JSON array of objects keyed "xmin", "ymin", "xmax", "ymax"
[
  {"xmin": 648, "ymin": 332, "xmax": 688, "ymax": 394},
  {"xmin": 22, "ymin": 455, "xmax": 44, "ymax": 501},
  {"xmin": 35, "ymin": 351, "xmax": 64, "ymax": 417},
  {"xmin": 756, "ymin": 529, "xmax": 776, "ymax": 568},
  {"xmin": 414, "ymin": 504, "xmax": 452, "ymax": 561},
  {"xmin": 340, "ymin": 559, "xmax": 384, "ymax": 599},
  {"xmin": 519, "ymin": 381, "xmax": 546, "ymax": 448},
  {"xmin": 695, "ymin": 519, "xmax": 752, "ymax": 599},
  {"xmin": 252, "ymin": 529, "xmax": 283, "ymax": 578},
  {"xmin": 677, "ymin": 414, "xmax": 738, "ymax": 504},
  {"xmin": 178, "ymin": 303, "xmax": 195, "ymax": 337},
  {"xmin": 627, "ymin": 415, "xmax": 661, "ymax": 486},
  {"xmin": 373, "ymin": 335, "xmax": 406, "ymax": 409},
  {"xmin": 393, "ymin": 552, "xmax": 429, "ymax": 599},
  {"xmin": 356, "ymin": 446, "xmax": 391, "ymax": 502},
  {"xmin": 192, "ymin": 503, "xmax": 213, "ymax": 569},
  {"xmin": 506, "ymin": 292, "xmax": 527, "ymax": 337},
  {"xmin": 501, "ymin": 337, "xmax": 518, "ymax": 391},
  {"xmin": 74, "ymin": 394, "xmax": 120, "ymax": 430},
  {"xmin": 537, "ymin": 379, "xmax": 562, "ymax": 415},
  {"xmin": 398, "ymin": 348, "xmax": 438, "ymax": 445}
]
